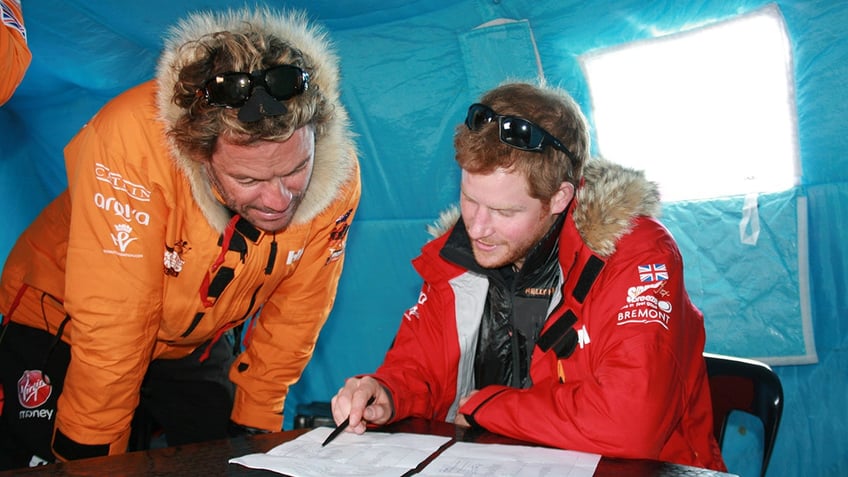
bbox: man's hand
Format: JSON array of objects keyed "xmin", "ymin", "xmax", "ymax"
[
  {"xmin": 330, "ymin": 376, "xmax": 393, "ymax": 434},
  {"xmin": 454, "ymin": 390, "xmax": 478, "ymax": 427}
]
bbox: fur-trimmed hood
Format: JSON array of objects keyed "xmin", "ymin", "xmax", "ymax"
[
  {"xmin": 428, "ymin": 158, "xmax": 662, "ymax": 258},
  {"xmin": 155, "ymin": 8, "xmax": 356, "ymax": 232}
]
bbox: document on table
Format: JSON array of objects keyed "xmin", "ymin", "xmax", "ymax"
[
  {"xmin": 230, "ymin": 427, "xmax": 451, "ymax": 477},
  {"xmin": 417, "ymin": 441, "xmax": 601, "ymax": 476},
  {"xmin": 229, "ymin": 426, "xmax": 601, "ymax": 477}
]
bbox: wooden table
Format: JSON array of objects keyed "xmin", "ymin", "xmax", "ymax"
[{"xmin": 0, "ymin": 418, "xmax": 734, "ymax": 476}]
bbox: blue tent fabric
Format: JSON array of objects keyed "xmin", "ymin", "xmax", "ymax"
[
  {"xmin": 459, "ymin": 19, "xmax": 543, "ymax": 98},
  {"xmin": 1, "ymin": 1, "xmax": 846, "ymax": 476},
  {"xmin": 663, "ymin": 188, "xmax": 816, "ymax": 365}
]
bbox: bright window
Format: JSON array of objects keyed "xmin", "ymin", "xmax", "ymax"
[{"xmin": 580, "ymin": 4, "xmax": 799, "ymax": 203}]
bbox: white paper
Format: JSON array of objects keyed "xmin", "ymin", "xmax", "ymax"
[
  {"xmin": 418, "ymin": 441, "xmax": 601, "ymax": 477},
  {"xmin": 229, "ymin": 427, "xmax": 452, "ymax": 477}
]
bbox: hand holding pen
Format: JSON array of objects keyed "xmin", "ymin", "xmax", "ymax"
[
  {"xmin": 326, "ymin": 376, "xmax": 393, "ymax": 444},
  {"xmin": 322, "ymin": 395, "xmax": 375, "ymax": 446}
]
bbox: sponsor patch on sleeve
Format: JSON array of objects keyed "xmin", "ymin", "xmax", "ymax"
[
  {"xmin": 403, "ymin": 289, "xmax": 429, "ymax": 321},
  {"xmin": 103, "ymin": 223, "xmax": 143, "ymax": 258},
  {"xmin": 638, "ymin": 263, "xmax": 668, "ymax": 283},
  {"xmin": 325, "ymin": 208, "xmax": 353, "ymax": 265},
  {"xmin": 616, "ymin": 264, "xmax": 673, "ymax": 329}
]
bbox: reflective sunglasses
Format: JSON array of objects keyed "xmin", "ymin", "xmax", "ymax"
[
  {"xmin": 201, "ymin": 64, "xmax": 310, "ymax": 108},
  {"xmin": 464, "ymin": 103, "xmax": 578, "ymax": 163}
]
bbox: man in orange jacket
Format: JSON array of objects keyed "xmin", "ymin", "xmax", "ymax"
[
  {"xmin": 0, "ymin": 0, "xmax": 30, "ymax": 105},
  {"xmin": 0, "ymin": 7, "xmax": 360, "ymax": 468}
]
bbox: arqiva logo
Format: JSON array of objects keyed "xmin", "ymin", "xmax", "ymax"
[{"xmin": 18, "ymin": 370, "xmax": 52, "ymax": 409}]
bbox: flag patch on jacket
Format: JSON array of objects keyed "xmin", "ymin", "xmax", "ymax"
[{"xmin": 638, "ymin": 263, "xmax": 668, "ymax": 283}]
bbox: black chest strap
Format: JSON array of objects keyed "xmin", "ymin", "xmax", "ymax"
[{"xmin": 537, "ymin": 254, "xmax": 605, "ymax": 358}]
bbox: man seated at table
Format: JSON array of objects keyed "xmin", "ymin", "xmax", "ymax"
[{"xmin": 330, "ymin": 81, "xmax": 726, "ymax": 471}]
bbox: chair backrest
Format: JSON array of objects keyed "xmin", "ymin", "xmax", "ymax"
[{"xmin": 704, "ymin": 352, "xmax": 784, "ymax": 477}]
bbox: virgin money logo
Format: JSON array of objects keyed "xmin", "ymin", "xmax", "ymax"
[{"xmin": 18, "ymin": 370, "xmax": 52, "ymax": 409}]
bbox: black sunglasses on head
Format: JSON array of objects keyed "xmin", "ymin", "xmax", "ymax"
[
  {"xmin": 201, "ymin": 64, "xmax": 310, "ymax": 108},
  {"xmin": 464, "ymin": 103, "xmax": 578, "ymax": 163}
]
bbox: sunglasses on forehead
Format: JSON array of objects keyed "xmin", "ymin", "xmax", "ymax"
[
  {"xmin": 200, "ymin": 64, "xmax": 310, "ymax": 108},
  {"xmin": 464, "ymin": 103, "xmax": 578, "ymax": 163}
]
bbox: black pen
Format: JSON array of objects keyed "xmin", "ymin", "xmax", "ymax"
[{"xmin": 321, "ymin": 396, "xmax": 375, "ymax": 446}]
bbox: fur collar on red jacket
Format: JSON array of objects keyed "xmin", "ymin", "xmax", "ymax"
[{"xmin": 428, "ymin": 157, "xmax": 662, "ymax": 258}]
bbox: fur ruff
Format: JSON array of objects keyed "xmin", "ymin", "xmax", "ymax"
[
  {"xmin": 155, "ymin": 7, "xmax": 356, "ymax": 232},
  {"xmin": 428, "ymin": 158, "xmax": 661, "ymax": 258}
]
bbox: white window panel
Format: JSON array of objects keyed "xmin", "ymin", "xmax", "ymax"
[{"xmin": 580, "ymin": 4, "xmax": 799, "ymax": 203}]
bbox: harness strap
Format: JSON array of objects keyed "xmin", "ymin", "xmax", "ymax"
[
  {"xmin": 41, "ymin": 314, "xmax": 71, "ymax": 385},
  {"xmin": 537, "ymin": 254, "xmax": 605, "ymax": 359},
  {"xmin": 537, "ymin": 310, "xmax": 578, "ymax": 358},
  {"xmin": 1, "ymin": 283, "xmax": 29, "ymax": 325},
  {"xmin": 573, "ymin": 255, "xmax": 605, "ymax": 303},
  {"xmin": 199, "ymin": 215, "xmax": 240, "ymax": 307},
  {"xmin": 198, "ymin": 322, "xmax": 237, "ymax": 362}
]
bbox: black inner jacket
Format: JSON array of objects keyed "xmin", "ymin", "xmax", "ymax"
[{"xmin": 440, "ymin": 213, "xmax": 565, "ymax": 389}]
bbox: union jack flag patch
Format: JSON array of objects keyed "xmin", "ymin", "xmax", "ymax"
[
  {"xmin": 638, "ymin": 263, "xmax": 668, "ymax": 283},
  {"xmin": 1, "ymin": 2, "xmax": 26, "ymax": 41}
]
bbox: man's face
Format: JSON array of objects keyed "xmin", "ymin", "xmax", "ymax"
[
  {"xmin": 207, "ymin": 126, "xmax": 315, "ymax": 233},
  {"xmin": 459, "ymin": 168, "xmax": 564, "ymax": 270}
]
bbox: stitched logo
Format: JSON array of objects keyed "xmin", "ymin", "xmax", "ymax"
[
  {"xmin": 325, "ymin": 208, "xmax": 354, "ymax": 265},
  {"xmin": 110, "ymin": 224, "xmax": 138, "ymax": 252},
  {"xmin": 94, "ymin": 162, "xmax": 151, "ymax": 202},
  {"xmin": 17, "ymin": 370, "xmax": 51, "ymax": 409},
  {"xmin": 164, "ymin": 240, "xmax": 190, "ymax": 276},
  {"xmin": 403, "ymin": 290, "xmax": 428, "ymax": 321},
  {"xmin": 638, "ymin": 263, "xmax": 668, "ymax": 283},
  {"xmin": 94, "ymin": 192, "xmax": 150, "ymax": 226},
  {"xmin": 617, "ymin": 281, "xmax": 673, "ymax": 330}
]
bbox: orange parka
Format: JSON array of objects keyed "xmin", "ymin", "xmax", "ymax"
[
  {"xmin": 0, "ymin": 10, "xmax": 360, "ymax": 457},
  {"xmin": 0, "ymin": 0, "xmax": 30, "ymax": 104}
]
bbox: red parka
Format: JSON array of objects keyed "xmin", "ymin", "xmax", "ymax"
[{"xmin": 372, "ymin": 158, "xmax": 726, "ymax": 471}]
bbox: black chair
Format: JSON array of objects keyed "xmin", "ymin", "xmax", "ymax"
[
  {"xmin": 704, "ymin": 352, "xmax": 783, "ymax": 477},
  {"xmin": 293, "ymin": 401, "xmax": 335, "ymax": 429}
]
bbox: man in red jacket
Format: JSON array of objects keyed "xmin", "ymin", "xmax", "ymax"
[{"xmin": 331, "ymin": 81, "xmax": 726, "ymax": 471}]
